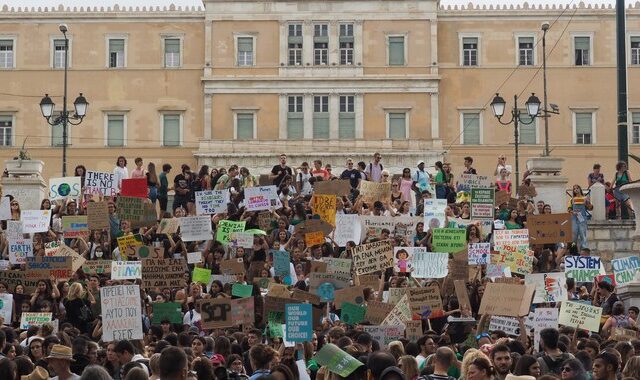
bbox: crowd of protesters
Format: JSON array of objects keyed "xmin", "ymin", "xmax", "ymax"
[{"xmin": 0, "ymin": 152, "xmax": 636, "ymax": 380}]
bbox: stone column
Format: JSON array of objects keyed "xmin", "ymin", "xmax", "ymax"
[
  {"xmin": 2, "ymin": 160, "xmax": 47, "ymax": 210},
  {"xmin": 620, "ymin": 182, "xmax": 640, "ymax": 239},
  {"xmin": 526, "ymin": 157, "xmax": 568, "ymax": 215},
  {"xmin": 590, "ymin": 182, "xmax": 606, "ymax": 221}
]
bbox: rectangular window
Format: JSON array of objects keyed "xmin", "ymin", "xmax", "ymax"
[
  {"xmin": 164, "ymin": 38, "xmax": 181, "ymax": 67},
  {"xmin": 0, "ymin": 115, "xmax": 12, "ymax": 146},
  {"xmin": 313, "ymin": 95, "xmax": 329, "ymax": 139},
  {"xmin": 632, "ymin": 112, "xmax": 640, "ymax": 144},
  {"xmin": 162, "ymin": 114, "xmax": 181, "ymax": 146},
  {"xmin": 339, "ymin": 23, "xmax": 354, "ymax": 65},
  {"xmin": 51, "ymin": 113, "xmax": 64, "ymax": 147},
  {"xmin": 574, "ymin": 36, "xmax": 590, "ymax": 66},
  {"xmin": 53, "ymin": 39, "xmax": 66, "ymax": 69},
  {"xmin": 339, "ymin": 95, "xmax": 355, "ymax": 139},
  {"xmin": 388, "ymin": 112, "xmax": 407, "ymax": 139},
  {"xmin": 631, "ymin": 36, "xmax": 640, "ymax": 65},
  {"xmin": 313, "ymin": 24, "xmax": 329, "ymax": 66},
  {"xmin": 388, "ymin": 36, "xmax": 405, "ymax": 66},
  {"xmin": 518, "ymin": 36, "xmax": 534, "ymax": 66},
  {"xmin": 461, "ymin": 112, "xmax": 480, "ymax": 144},
  {"xmin": 288, "ymin": 25, "xmax": 303, "ymax": 66},
  {"xmin": 462, "ymin": 37, "xmax": 478, "ymax": 66},
  {"xmin": 236, "ymin": 113, "xmax": 254, "ymax": 140},
  {"xmin": 287, "ymin": 96, "xmax": 304, "ymax": 139},
  {"xmin": 237, "ymin": 36, "xmax": 254, "ymax": 66},
  {"xmin": 0, "ymin": 39, "xmax": 14, "ymax": 69},
  {"xmin": 575, "ymin": 112, "xmax": 593, "ymax": 144},
  {"xmin": 519, "ymin": 111, "xmax": 537, "ymax": 144},
  {"xmin": 108, "ymin": 38, "xmax": 125, "ymax": 68},
  {"xmin": 107, "ymin": 115, "xmax": 125, "ymax": 147}
]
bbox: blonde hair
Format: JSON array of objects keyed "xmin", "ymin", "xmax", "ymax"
[
  {"xmin": 623, "ymin": 356, "xmax": 640, "ymax": 379},
  {"xmin": 399, "ymin": 355, "xmax": 419, "ymax": 379},
  {"xmin": 461, "ymin": 349, "xmax": 491, "ymax": 380},
  {"xmin": 67, "ymin": 282, "xmax": 85, "ymax": 301},
  {"xmin": 387, "ymin": 340, "xmax": 405, "ymax": 360}
]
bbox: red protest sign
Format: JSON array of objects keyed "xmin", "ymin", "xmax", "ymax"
[{"xmin": 121, "ymin": 178, "xmax": 148, "ymax": 198}]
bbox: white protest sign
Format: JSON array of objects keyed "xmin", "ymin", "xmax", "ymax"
[
  {"xmin": 233, "ymin": 232, "xmax": 254, "ymax": 249},
  {"xmin": 101, "ymin": 285, "xmax": 143, "ymax": 342},
  {"xmin": 494, "ymin": 229, "xmax": 529, "ymax": 249},
  {"xmin": 180, "ymin": 216, "xmax": 213, "ymax": 242},
  {"xmin": 21, "ymin": 210, "xmax": 51, "ymax": 233},
  {"xmin": 412, "ymin": 250, "xmax": 449, "ymax": 278},
  {"xmin": 489, "ymin": 316, "xmax": 521, "ymax": 336},
  {"xmin": 0, "ymin": 197, "xmax": 11, "ymax": 221},
  {"xmin": 533, "ymin": 308, "xmax": 559, "ymax": 352},
  {"xmin": 187, "ymin": 252, "xmax": 203, "ymax": 264},
  {"xmin": 111, "ymin": 261, "xmax": 142, "ymax": 280},
  {"xmin": 84, "ymin": 171, "xmax": 117, "ymax": 197},
  {"xmin": 6, "ymin": 220, "xmax": 23, "ymax": 240},
  {"xmin": 8, "ymin": 238, "xmax": 33, "ymax": 264},
  {"xmin": 524, "ymin": 273, "xmax": 568, "ymax": 304},
  {"xmin": 0, "ymin": 293, "xmax": 13, "ymax": 324},
  {"xmin": 334, "ymin": 214, "xmax": 362, "ymax": 247},
  {"xmin": 423, "ymin": 199, "xmax": 447, "ymax": 230},
  {"xmin": 195, "ymin": 190, "xmax": 230, "ymax": 215},
  {"xmin": 245, "ymin": 186, "xmax": 282, "ymax": 211},
  {"xmin": 559, "ymin": 301, "xmax": 602, "ymax": 332},
  {"xmin": 468, "ymin": 243, "xmax": 491, "ymax": 265},
  {"xmin": 49, "ymin": 176, "xmax": 82, "ymax": 200},
  {"xmin": 611, "ymin": 256, "xmax": 640, "ymax": 285}
]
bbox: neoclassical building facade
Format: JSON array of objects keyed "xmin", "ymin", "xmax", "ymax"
[{"xmin": 0, "ymin": 0, "xmax": 639, "ymax": 185}]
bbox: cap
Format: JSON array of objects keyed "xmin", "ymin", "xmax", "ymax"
[
  {"xmin": 211, "ymin": 354, "xmax": 226, "ymax": 365},
  {"xmin": 188, "ymin": 326, "xmax": 200, "ymax": 335},
  {"xmin": 417, "ymin": 160, "xmax": 425, "ymax": 166}
]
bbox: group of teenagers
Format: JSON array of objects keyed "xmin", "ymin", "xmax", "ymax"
[{"xmin": 0, "ymin": 152, "xmax": 636, "ymax": 380}]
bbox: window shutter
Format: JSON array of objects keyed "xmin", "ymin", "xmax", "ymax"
[
  {"xmin": 163, "ymin": 114, "xmax": 180, "ymax": 146},
  {"xmin": 238, "ymin": 37, "xmax": 253, "ymax": 53},
  {"xmin": 109, "ymin": 39, "xmax": 124, "ymax": 53},
  {"xmin": 575, "ymin": 113, "xmax": 592, "ymax": 135},
  {"xmin": 388, "ymin": 113, "xmax": 406, "ymax": 139},
  {"xmin": 462, "ymin": 37, "xmax": 477, "ymax": 47},
  {"xmin": 313, "ymin": 115, "xmax": 330, "ymax": 139},
  {"xmin": 388, "ymin": 37, "xmax": 405, "ymax": 65},
  {"xmin": 236, "ymin": 113, "xmax": 254, "ymax": 140},
  {"xmin": 519, "ymin": 36, "xmax": 534, "ymax": 47},
  {"xmin": 287, "ymin": 114, "xmax": 304, "ymax": 139},
  {"xmin": 462, "ymin": 113, "xmax": 480, "ymax": 144},
  {"xmin": 519, "ymin": 114, "xmax": 536, "ymax": 144},
  {"xmin": 633, "ymin": 112, "xmax": 640, "ymax": 125},
  {"xmin": 165, "ymin": 39, "xmax": 180, "ymax": 53},
  {"xmin": 107, "ymin": 115, "xmax": 124, "ymax": 147},
  {"xmin": 339, "ymin": 113, "xmax": 355, "ymax": 139},
  {"xmin": 575, "ymin": 37, "xmax": 590, "ymax": 50},
  {"xmin": 0, "ymin": 40, "xmax": 12, "ymax": 49}
]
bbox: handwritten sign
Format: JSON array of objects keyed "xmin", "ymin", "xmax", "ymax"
[
  {"xmin": 87, "ymin": 202, "xmax": 110, "ymax": 230},
  {"xmin": 313, "ymin": 180, "xmax": 352, "ymax": 196},
  {"xmin": 470, "ymin": 188, "xmax": 495, "ymax": 219},
  {"xmin": 245, "ymin": 186, "xmax": 282, "ymax": 211},
  {"xmin": 424, "ymin": 199, "xmax": 447, "ymax": 230},
  {"xmin": 412, "ymin": 250, "xmax": 449, "ymax": 278},
  {"xmin": 82, "ymin": 260, "xmax": 112, "ymax": 275},
  {"xmin": 181, "ymin": 216, "xmax": 212, "ymax": 242},
  {"xmin": 21, "ymin": 210, "xmax": 51, "ymax": 233},
  {"xmin": 524, "ymin": 273, "xmax": 568, "ymax": 304},
  {"xmin": 152, "ymin": 302, "xmax": 183, "ymax": 324},
  {"xmin": 62, "ymin": 215, "xmax": 89, "ymax": 239},
  {"xmin": 141, "ymin": 258, "xmax": 186, "ymax": 289},
  {"xmin": 187, "ymin": 252, "xmax": 202, "ymax": 264},
  {"xmin": 8, "ymin": 238, "xmax": 33, "ymax": 264},
  {"xmin": 116, "ymin": 196, "xmax": 145, "ymax": 222},
  {"xmin": 49, "ymin": 176, "xmax": 81, "ymax": 200},
  {"xmin": 558, "ymin": 301, "xmax": 603, "ymax": 332},
  {"xmin": 351, "ymin": 240, "xmax": 393, "ymax": 275},
  {"xmin": 611, "ymin": 256, "xmax": 640, "ymax": 285},
  {"xmin": 0, "ymin": 293, "xmax": 13, "ymax": 324},
  {"xmin": 193, "ymin": 267, "xmax": 211, "ymax": 285},
  {"xmin": 468, "ymin": 243, "xmax": 491, "ymax": 265},
  {"xmin": 334, "ymin": 214, "xmax": 361, "ymax": 247},
  {"xmin": 564, "ymin": 256, "xmax": 604, "ymax": 283},
  {"xmin": 196, "ymin": 190, "xmax": 230, "ymax": 215},
  {"xmin": 285, "ymin": 303, "xmax": 313, "ymax": 342},
  {"xmin": 304, "ymin": 231, "xmax": 325, "ymax": 247},
  {"xmin": 20, "ymin": 312, "xmax": 52, "ymax": 330},
  {"xmin": 216, "ymin": 220, "xmax": 246, "ymax": 244},
  {"xmin": 527, "ymin": 213, "xmax": 572, "ymax": 244},
  {"xmin": 312, "ymin": 194, "xmax": 337, "ymax": 227},
  {"xmin": 432, "ymin": 228, "xmax": 466, "ymax": 253},
  {"xmin": 56, "ymin": 244, "xmax": 86, "ymax": 273},
  {"xmin": 25, "ymin": 256, "xmax": 73, "ymax": 280},
  {"xmin": 157, "ymin": 218, "xmax": 180, "ymax": 234},
  {"xmin": 85, "ymin": 171, "xmax": 117, "ymax": 197},
  {"xmin": 199, "ymin": 298, "xmax": 234, "ymax": 329},
  {"xmin": 408, "ymin": 286, "xmax": 443, "ymax": 318},
  {"xmin": 458, "ymin": 174, "xmax": 493, "ymax": 191},
  {"xmin": 359, "ymin": 181, "xmax": 391, "ymax": 203},
  {"xmin": 111, "ymin": 261, "xmax": 142, "ymax": 280},
  {"xmin": 116, "ymin": 234, "xmax": 143, "ymax": 253},
  {"xmin": 101, "ymin": 285, "xmax": 143, "ymax": 341}
]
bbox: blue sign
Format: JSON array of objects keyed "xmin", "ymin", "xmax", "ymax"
[
  {"xmin": 273, "ymin": 250, "xmax": 291, "ymax": 277},
  {"xmin": 285, "ymin": 303, "xmax": 313, "ymax": 342}
]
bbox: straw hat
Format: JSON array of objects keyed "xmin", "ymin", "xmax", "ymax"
[
  {"xmin": 45, "ymin": 344, "xmax": 75, "ymax": 361},
  {"xmin": 20, "ymin": 366, "xmax": 49, "ymax": 380},
  {"xmin": 505, "ymin": 375, "xmax": 536, "ymax": 380}
]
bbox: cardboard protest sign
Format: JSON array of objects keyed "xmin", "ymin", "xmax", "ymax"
[
  {"xmin": 454, "ymin": 280, "xmax": 472, "ymax": 316},
  {"xmin": 304, "ymin": 231, "xmax": 325, "ymax": 247},
  {"xmin": 25, "ymin": 256, "xmax": 73, "ymax": 280},
  {"xmin": 470, "ymin": 188, "xmax": 495, "ymax": 219},
  {"xmin": 359, "ymin": 181, "xmax": 391, "ymax": 203},
  {"xmin": 101, "ymin": 285, "xmax": 143, "ymax": 341},
  {"xmin": 360, "ymin": 215, "xmax": 422, "ymax": 241},
  {"xmin": 216, "ymin": 220, "xmax": 246, "ymax": 244},
  {"xmin": 20, "ymin": 312, "xmax": 52, "ymax": 330},
  {"xmin": 314, "ymin": 343, "xmax": 364, "ymax": 377},
  {"xmin": 388, "ymin": 287, "xmax": 408, "ymax": 304},
  {"xmin": 412, "ymin": 250, "xmax": 449, "ymax": 278},
  {"xmin": 233, "ymin": 232, "xmax": 254, "ymax": 249},
  {"xmin": 192, "ymin": 267, "xmax": 211, "ymax": 285},
  {"xmin": 130, "ymin": 245, "xmax": 164, "ymax": 260},
  {"xmin": 313, "ymin": 179, "xmax": 352, "ymax": 196},
  {"xmin": 363, "ymin": 325, "xmax": 406, "ymax": 347},
  {"xmin": 44, "ymin": 241, "xmax": 61, "ymax": 256},
  {"xmin": 195, "ymin": 190, "xmax": 230, "ymax": 215},
  {"xmin": 334, "ymin": 286, "xmax": 366, "ymax": 309},
  {"xmin": 85, "ymin": 171, "xmax": 117, "ymax": 196},
  {"xmin": 62, "ymin": 215, "xmax": 89, "ymax": 239},
  {"xmin": 56, "ymin": 244, "xmax": 86, "ymax": 273},
  {"xmin": 21, "ymin": 210, "xmax": 51, "ymax": 233},
  {"xmin": 0, "ymin": 293, "xmax": 12, "ymax": 324},
  {"xmin": 152, "ymin": 302, "xmax": 183, "ymax": 324},
  {"xmin": 408, "ymin": 286, "xmax": 443, "ymax": 318},
  {"xmin": 611, "ymin": 327, "xmax": 638, "ymax": 341},
  {"xmin": 87, "ymin": 201, "xmax": 110, "ymax": 230},
  {"xmin": 116, "ymin": 234, "xmax": 143, "ymax": 253},
  {"xmin": 479, "ymin": 283, "xmax": 536, "ymax": 317},
  {"xmin": 558, "ymin": 301, "xmax": 603, "ymax": 332},
  {"xmin": 382, "ymin": 294, "xmax": 412, "ymax": 326},
  {"xmin": 120, "ymin": 178, "xmax": 148, "ymax": 198},
  {"xmin": 291, "ymin": 288, "xmax": 321, "ymax": 305},
  {"xmin": 268, "ymin": 283, "xmax": 292, "ymax": 298},
  {"xmin": 424, "ymin": 199, "xmax": 447, "ymax": 230},
  {"xmin": 82, "ymin": 260, "xmax": 112, "ymax": 275},
  {"xmin": 199, "ymin": 298, "xmax": 234, "ymax": 328},
  {"xmin": 351, "ymin": 240, "xmax": 393, "ymax": 275},
  {"xmin": 0, "ymin": 270, "xmax": 38, "ymax": 293},
  {"xmin": 493, "ymin": 190, "xmax": 509, "ymax": 207},
  {"xmin": 157, "ymin": 218, "xmax": 180, "ymax": 234},
  {"xmin": 49, "ymin": 176, "xmax": 81, "ymax": 200},
  {"xmin": 231, "ymin": 297, "xmax": 255, "ymax": 326},
  {"xmin": 334, "ymin": 214, "xmax": 362, "ymax": 247},
  {"xmin": 263, "ymin": 296, "xmax": 300, "ymax": 316},
  {"xmin": 326, "ymin": 258, "xmax": 351, "ymax": 275},
  {"xmin": 494, "ymin": 229, "xmax": 529, "ymax": 249},
  {"xmin": 116, "ymin": 196, "xmax": 145, "ymax": 222},
  {"xmin": 432, "ymin": 228, "xmax": 466, "ymax": 253},
  {"xmin": 492, "ymin": 246, "xmax": 534, "ymax": 275},
  {"xmin": 308, "ymin": 272, "xmax": 350, "ymax": 290},
  {"xmin": 244, "ymin": 186, "xmax": 282, "ymax": 211},
  {"xmin": 181, "ymin": 216, "xmax": 212, "ymax": 242},
  {"xmin": 364, "ymin": 300, "xmax": 395, "ymax": 324},
  {"xmin": 468, "ymin": 243, "xmax": 491, "ymax": 265},
  {"xmin": 294, "ymin": 218, "xmax": 334, "ymax": 237},
  {"xmin": 564, "ymin": 256, "xmax": 605, "ymax": 283},
  {"xmin": 8, "ymin": 238, "xmax": 33, "ymax": 264},
  {"xmin": 527, "ymin": 213, "xmax": 572, "ymax": 244},
  {"xmin": 111, "ymin": 261, "xmax": 142, "ymax": 280},
  {"xmin": 611, "ymin": 256, "xmax": 640, "ymax": 285},
  {"xmin": 285, "ymin": 303, "xmax": 313, "ymax": 342},
  {"xmin": 532, "ymin": 308, "xmax": 559, "ymax": 351},
  {"xmin": 312, "ymin": 194, "xmax": 337, "ymax": 227},
  {"xmin": 309, "ymin": 260, "xmax": 328, "ymax": 274},
  {"xmin": 458, "ymin": 174, "xmax": 493, "ymax": 191},
  {"xmin": 219, "ymin": 259, "xmax": 245, "ymax": 275},
  {"xmin": 355, "ymin": 274, "xmax": 380, "ymax": 289},
  {"xmin": 524, "ymin": 273, "xmax": 568, "ymax": 304},
  {"xmin": 142, "ymin": 258, "xmax": 186, "ymax": 289},
  {"xmin": 449, "ymin": 252, "xmax": 469, "ymax": 281}
]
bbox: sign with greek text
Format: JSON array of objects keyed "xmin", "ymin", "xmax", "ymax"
[
  {"xmin": 470, "ymin": 188, "xmax": 495, "ymax": 219},
  {"xmin": 432, "ymin": 228, "xmax": 466, "ymax": 253},
  {"xmin": 141, "ymin": 258, "xmax": 186, "ymax": 289},
  {"xmin": 101, "ymin": 285, "xmax": 143, "ymax": 341},
  {"xmin": 351, "ymin": 240, "xmax": 393, "ymax": 275}
]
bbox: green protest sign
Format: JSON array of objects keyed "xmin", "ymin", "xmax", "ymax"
[
  {"xmin": 268, "ymin": 311, "xmax": 284, "ymax": 337},
  {"xmin": 192, "ymin": 267, "xmax": 211, "ymax": 285},
  {"xmin": 470, "ymin": 188, "xmax": 495, "ymax": 219},
  {"xmin": 341, "ymin": 302, "xmax": 366, "ymax": 325},
  {"xmin": 432, "ymin": 228, "xmax": 467, "ymax": 253},
  {"xmin": 314, "ymin": 343, "xmax": 364, "ymax": 377},
  {"xmin": 216, "ymin": 220, "xmax": 246, "ymax": 244},
  {"xmin": 152, "ymin": 302, "xmax": 183, "ymax": 324},
  {"xmin": 232, "ymin": 284, "xmax": 254, "ymax": 298}
]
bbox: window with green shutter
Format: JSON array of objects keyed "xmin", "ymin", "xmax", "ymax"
[
  {"xmin": 313, "ymin": 96, "xmax": 329, "ymax": 139},
  {"xmin": 109, "ymin": 39, "xmax": 125, "ymax": 68},
  {"xmin": 163, "ymin": 114, "xmax": 181, "ymax": 146},
  {"xmin": 388, "ymin": 112, "xmax": 406, "ymax": 139},
  {"xmin": 519, "ymin": 111, "xmax": 536, "ymax": 144},
  {"xmin": 287, "ymin": 96, "xmax": 304, "ymax": 139},
  {"xmin": 51, "ymin": 112, "xmax": 64, "ymax": 146},
  {"xmin": 388, "ymin": 36, "xmax": 405, "ymax": 66},
  {"xmin": 339, "ymin": 95, "xmax": 355, "ymax": 139},
  {"xmin": 237, "ymin": 37, "xmax": 254, "ymax": 66},
  {"xmin": 107, "ymin": 115, "xmax": 125, "ymax": 147},
  {"xmin": 575, "ymin": 112, "xmax": 592, "ymax": 144},
  {"xmin": 462, "ymin": 113, "xmax": 480, "ymax": 144},
  {"xmin": 164, "ymin": 38, "xmax": 181, "ymax": 67},
  {"xmin": 236, "ymin": 113, "xmax": 254, "ymax": 140}
]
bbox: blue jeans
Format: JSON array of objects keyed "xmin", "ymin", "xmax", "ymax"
[
  {"xmin": 148, "ymin": 186, "xmax": 158, "ymax": 204},
  {"xmin": 572, "ymin": 215, "xmax": 588, "ymax": 250}
]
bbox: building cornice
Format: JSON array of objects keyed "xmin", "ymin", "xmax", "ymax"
[
  {"xmin": 0, "ymin": 4, "xmax": 204, "ymax": 19},
  {"xmin": 438, "ymin": 2, "xmax": 640, "ymax": 17}
]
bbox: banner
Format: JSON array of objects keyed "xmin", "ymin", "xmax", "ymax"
[
  {"xmin": 20, "ymin": 312, "xmax": 52, "ymax": 330},
  {"xmin": 21, "ymin": 210, "xmax": 51, "ymax": 233},
  {"xmin": 244, "ymin": 186, "xmax": 282, "ymax": 211},
  {"xmin": 351, "ymin": 240, "xmax": 393, "ymax": 275},
  {"xmin": 120, "ymin": 178, "xmax": 148, "ymax": 198},
  {"xmin": 49, "ymin": 176, "xmax": 81, "ymax": 200},
  {"xmin": 87, "ymin": 202, "xmax": 110, "ymax": 230},
  {"xmin": 181, "ymin": 216, "xmax": 212, "ymax": 242},
  {"xmin": 410, "ymin": 249, "xmax": 448, "ymax": 278},
  {"xmin": 111, "ymin": 261, "xmax": 142, "ymax": 280},
  {"xmin": 313, "ymin": 180, "xmax": 352, "ymax": 196},
  {"xmin": 101, "ymin": 285, "xmax": 143, "ymax": 341},
  {"xmin": 611, "ymin": 256, "xmax": 640, "ymax": 285},
  {"xmin": 84, "ymin": 171, "xmax": 117, "ymax": 197},
  {"xmin": 359, "ymin": 181, "xmax": 391, "ymax": 203},
  {"xmin": 8, "ymin": 238, "xmax": 33, "ymax": 264},
  {"xmin": 468, "ymin": 243, "xmax": 491, "ymax": 265},
  {"xmin": 62, "ymin": 216, "xmax": 89, "ymax": 239},
  {"xmin": 558, "ymin": 301, "xmax": 602, "ymax": 332},
  {"xmin": 470, "ymin": 188, "xmax": 495, "ymax": 219},
  {"xmin": 527, "ymin": 213, "xmax": 572, "ymax": 244},
  {"xmin": 458, "ymin": 174, "xmax": 493, "ymax": 192},
  {"xmin": 152, "ymin": 302, "xmax": 183, "ymax": 324},
  {"xmin": 479, "ymin": 283, "xmax": 536, "ymax": 317},
  {"xmin": 524, "ymin": 273, "xmax": 568, "ymax": 304},
  {"xmin": 432, "ymin": 228, "xmax": 466, "ymax": 253},
  {"xmin": 141, "ymin": 258, "xmax": 186, "ymax": 289},
  {"xmin": 196, "ymin": 190, "xmax": 230, "ymax": 215},
  {"xmin": 334, "ymin": 214, "xmax": 361, "ymax": 247},
  {"xmin": 215, "ymin": 220, "xmax": 246, "ymax": 245},
  {"xmin": 285, "ymin": 303, "xmax": 313, "ymax": 342},
  {"xmin": 116, "ymin": 196, "xmax": 145, "ymax": 222},
  {"xmin": 25, "ymin": 256, "xmax": 73, "ymax": 280},
  {"xmin": 564, "ymin": 256, "xmax": 605, "ymax": 283},
  {"xmin": 199, "ymin": 298, "xmax": 234, "ymax": 329},
  {"xmin": 312, "ymin": 194, "xmax": 337, "ymax": 226},
  {"xmin": 423, "ymin": 199, "xmax": 447, "ymax": 230}
]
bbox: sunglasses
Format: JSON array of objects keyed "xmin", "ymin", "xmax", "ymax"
[{"xmin": 561, "ymin": 367, "xmax": 573, "ymax": 372}]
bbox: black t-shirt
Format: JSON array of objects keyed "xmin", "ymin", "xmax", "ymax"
[
  {"xmin": 174, "ymin": 174, "xmax": 190, "ymax": 199},
  {"xmin": 271, "ymin": 165, "xmax": 292, "ymax": 187},
  {"xmin": 340, "ymin": 169, "xmax": 362, "ymax": 189}
]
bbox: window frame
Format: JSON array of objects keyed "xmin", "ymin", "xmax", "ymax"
[
  {"xmin": 161, "ymin": 34, "xmax": 183, "ymax": 68},
  {"xmin": 0, "ymin": 113, "xmax": 15, "ymax": 147},
  {"xmin": 459, "ymin": 33, "xmax": 481, "ymax": 67},
  {"xmin": 572, "ymin": 33, "xmax": 593, "ymax": 67},
  {"xmin": 517, "ymin": 109, "xmax": 539, "ymax": 145},
  {"xmin": 386, "ymin": 33, "xmax": 408, "ymax": 66},
  {"xmin": 339, "ymin": 23, "xmax": 355, "ymax": 66},
  {"xmin": 385, "ymin": 109, "xmax": 410, "ymax": 139},
  {"xmin": 630, "ymin": 110, "xmax": 640, "ymax": 144},
  {"xmin": 233, "ymin": 111, "xmax": 257, "ymax": 140},
  {"xmin": 50, "ymin": 36, "xmax": 72, "ymax": 69},
  {"xmin": 514, "ymin": 33, "xmax": 536, "ymax": 66},
  {"xmin": 235, "ymin": 34, "xmax": 256, "ymax": 67},
  {"xmin": 459, "ymin": 110, "xmax": 483, "ymax": 145},
  {"xmin": 105, "ymin": 35, "xmax": 128, "ymax": 69},
  {"xmin": 572, "ymin": 110, "xmax": 596, "ymax": 144},
  {"xmin": 0, "ymin": 36, "xmax": 17, "ymax": 69},
  {"xmin": 629, "ymin": 33, "xmax": 640, "ymax": 66},
  {"xmin": 160, "ymin": 112, "xmax": 183, "ymax": 147},
  {"xmin": 103, "ymin": 113, "xmax": 127, "ymax": 147}
]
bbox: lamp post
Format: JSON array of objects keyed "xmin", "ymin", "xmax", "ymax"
[
  {"xmin": 39, "ymin": 24, "xmax": 88, "ymax": 177},
  {"xmin": 540, "ymin": 22, "xmax": 560, "ymax": 157},
  {"xmin": 490, "ymin": 93, "xmax": 541, "ymax": 193}
]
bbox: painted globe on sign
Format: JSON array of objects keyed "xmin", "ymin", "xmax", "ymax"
[
  {"xmin": 138, "ymin": 246, "xmax": 150, "ymax": 258},
  {"xmin": 57, "ymin": 183, "xmax": 71, "ymax": 196}
]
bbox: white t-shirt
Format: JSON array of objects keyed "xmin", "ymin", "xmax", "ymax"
[
  {"xmin": 496, "ymin": 164, "xmax": 513, "ymax": 180},
  {"xmin": 297, "ymin": 172, "xmax": 313, "ymax": 196}
]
